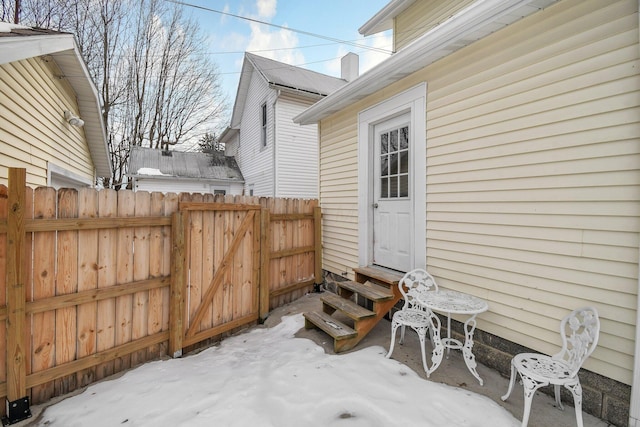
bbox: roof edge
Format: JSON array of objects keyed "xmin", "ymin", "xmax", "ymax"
[
  {"xmin": 296, "ymin": 0, "xmax": 545, "ymax": 125},
  {"xmin": 358, "ymin": 0, "xmax": 416, "ymax": 36},
  {"xmin": 0, "ymin": 33, "xmax": 75, "ymax": 65}
]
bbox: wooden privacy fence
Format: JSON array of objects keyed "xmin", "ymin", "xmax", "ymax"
[{"xmin": 0, "ymin": 168, "xmax": 321, "ymax": 416}]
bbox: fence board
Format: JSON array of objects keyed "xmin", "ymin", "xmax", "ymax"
[
  {"xmin": 188, "ymin": 193, "xmax": 204, "ymax": 336},
  {"xmin": 76, "ymin": 188, "xmax": 98, "ymax": 387},
  {"xmin": 132, "ymin": 192, "xmax": 151, "ymax": 366},
  {"xmin": 96, "ymin": 189, "xmax": 117, "ymax": 380},
  {"xmin": 115, "ymin": 190, "xmax": 135, "ymax": 372},
  {"xmin": 212, "ymin": 195, "xmax": 225, "ymax": 327},
  {"xmin": 23, "ymin": 186, "xmax": 33, "ymax": 392},
  {"xmin": 200, "ymin": 193, "xmax": 215, "ymax": 332},
  {"xmin": 55, "ymin": 188, "xmax": 79, "ymax": 396},
  {"xmin": 31, "ymin": 187, "xmax": 56, "ymax": 402},
  {"xmin": 147, "ymin": 192, "xmax": 165, "ymax": 360},
  {"xmin": 0, "ymin": 186, "xmax": 6, "ymax": 389}
]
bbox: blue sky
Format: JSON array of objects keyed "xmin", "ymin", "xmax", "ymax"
[{"xmin": 181, "ymin": 0, "xmax": 393, "ymax": 111}]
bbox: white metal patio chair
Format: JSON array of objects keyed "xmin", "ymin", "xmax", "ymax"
[
  {"xmin": 386, "ymin": 268, "xmax": 441, "ymax": 376},
  {"xmin": 501, "ymin": 307, "xmax": 600, "ymax": 427}
]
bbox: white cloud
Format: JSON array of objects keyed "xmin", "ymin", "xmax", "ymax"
[
  {"xmin": 246, "ymin": 22, "xmax": 305, "ymax": 65},
  {"xmin": 256, "ymin": 0, "xmax": 277, "ymax": 19},
  {"xmin": 359, "ymin": 31, "xmax": 393, "ymax": 73}
]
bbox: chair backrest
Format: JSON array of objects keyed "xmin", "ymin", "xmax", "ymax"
[
  {"xmin": 398, "ymin": 269, "xmax": 438, "ymax": 311},
  {"xmin": 553, "ymin": 306, "xmax": 600, "ymax": 376}
]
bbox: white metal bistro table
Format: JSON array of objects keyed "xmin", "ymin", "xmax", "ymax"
[{"xmin": 417, "ymin": 289, "xmax": 489, "ymax": 385}]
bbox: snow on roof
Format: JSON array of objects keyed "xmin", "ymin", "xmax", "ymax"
[{"xmin": 128, "ymin": 146, "xmax": 243, "ymax": 181}]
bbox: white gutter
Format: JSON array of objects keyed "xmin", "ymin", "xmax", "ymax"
[
  {"xmin": 629, "ymin": 5, "xmax": 640, "ymax": 425},
  {"xmin": 294, "ymin": 0, "xmax": 556, "ymax": 125},
  {"xmin": 358, "ymin": 0, "xmax": 416, "ymax": 36}
]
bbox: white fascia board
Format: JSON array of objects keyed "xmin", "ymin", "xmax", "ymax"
[
  {"xmin": 358, "ymin": 0, "xmax": 416, "ymax": 36},
  {"xmin": 0, "ymin": 34, "xmax": 75, "ymax": 65},
  {"xmin": 295, "ymin": 0, "xmax": 545, "ymax": 125}
]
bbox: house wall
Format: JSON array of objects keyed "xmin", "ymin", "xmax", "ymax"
[
  {"xmin": 133, "ymin": 178, "xmax": 243, "ymax": 196},
  {"xmin": 394, "ymin": 0, "xmax": 474, "ymax": 51},
  {"xmin": 235, "ymin": 69, "xmax": 275, "ymax": 197},
  {"xmin": 0, "ymin": 56, "xmax": 95, "ymax": 187},
  {"xmin": 274, "ymin": 93, "xmax": 319, "ymax": 199},
  {"xmin": 319, "ymin": 0, "xmax": 639, "ymax": 386}
]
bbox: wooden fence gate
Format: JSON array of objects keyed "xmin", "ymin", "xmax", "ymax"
[{"xmin": 170, "ymin": 201, "xmax": 262, "ymax": 355}]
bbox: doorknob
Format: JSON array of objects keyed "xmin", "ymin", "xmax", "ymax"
[{"xmin": 373, "ymin": 203, "xmax": 379, "ymax": 209}]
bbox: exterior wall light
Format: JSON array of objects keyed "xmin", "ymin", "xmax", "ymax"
[{"xmin": 64, "ymin": 110, "xmax": 84, "ymax": 127}]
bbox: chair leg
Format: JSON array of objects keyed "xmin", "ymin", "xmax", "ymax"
[
  {"xmin": 416, "ymin": 326, "xmax": 429, "ymax": 375},
  {"xmin": 519, "ymin": 373, "xmax": 546, "ymax": 427},
  {"xmin": 501, "ymin": 361, "xmax": 517, "ymax": 402},
  {"xmin": 554, "ymin": 384, "xmax": 564, "ymax": 410},
  {"xmin": 399, "ymin": 324, "xmax": 406, "ymax": 344},
  {"xmin": 565, "ymin": 381, "xmax": 584, "ymax": 427},
  {"xmin": 386, "ymin": 321, "xmax": 399, "ymax": 358}
]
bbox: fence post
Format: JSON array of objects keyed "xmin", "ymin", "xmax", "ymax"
[
  {"xmin": 259, "ymin": 208, "xmax": 270, "ymax": 320},
  {"xmin": 5, "ymin": 168, "xmax": 31, "ymax": 423},
  {"xmin": 313, "ymin": 206, "xmax": 322, "ymax": 291},
  {"xmin": 169, "ymin": 211, "xmax": 187, "ymax": 358}
]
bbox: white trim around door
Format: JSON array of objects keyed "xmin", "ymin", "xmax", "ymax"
[{"xmin": 357, "ymin": 83, "xmax": 427, "ymax": 272}]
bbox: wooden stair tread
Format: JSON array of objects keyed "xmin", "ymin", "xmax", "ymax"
[
  {"xmin": 321, "ymin": 292, "xmax": 376, "ymax": 321},
  {"xmin": 337, "ymin": 280, "xmax": 393, "ymax": 302},
  {"xmin": 304, "ymin": 311, "xmax": 357, "ymax": 340},
  {"xmin": 353, "ymin": 266, "xmax": 403, "ymax": 286}
]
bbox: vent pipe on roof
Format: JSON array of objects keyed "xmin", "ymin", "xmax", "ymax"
[{"xmin": 341, "ymin": 53, "xmax": 359, "ymax": 82}]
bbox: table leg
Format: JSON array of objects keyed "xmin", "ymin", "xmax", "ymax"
[
  {"xmin": 446, "ymin": 313, "xmax": 452, "ymax": 358},
  {"xmin": 462, "ymin": 314, "xmax": 483, "ymax": 385},
  {"xmin": 425, "ymin": 310, "xmax": 444, "ymax": 378}
]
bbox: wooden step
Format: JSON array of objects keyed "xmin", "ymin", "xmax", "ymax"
[
  {"xmin": 336, "ymin": 280, "xmax": 394, "ymax": 302},
  {"xmin": 321, "ymin": 292, "xmax": 376, "ymax": 321},
  {"xmin": 304, "ymin": 311, "xmax": 357, "ymax": 343},
  {"xmin": 354, "ymin": 266, "xmax": 403, "ymax": 287}
]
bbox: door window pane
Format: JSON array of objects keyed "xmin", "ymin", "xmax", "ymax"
[
  {"xmin": 380, "ymin": 177, "xmax": 388, "ymax": 198},
  {"xmin": 400, "ymin": 175, "xmax": 408, "ymax": 197},
  {"xmin": 390, "ymin": 176, "xmax": 398, "ymax": 198},
  {"xmin": 400, "ymin": 126, "xmax": 408, "ymax": 150}
]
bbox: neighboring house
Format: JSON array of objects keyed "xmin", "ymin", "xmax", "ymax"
[
  {"xmin": 0, "ymin": 23, "xmax": 112, "ymax": 188},
  {"xmin": 220, "ymin": 52, "xmax": 355, "ymax": 198},
  {"xmin": 127, "ymin": 146, "xmax": 244, "ymax": 196},
  {"xmin": 295, "ymin": 1, "xmax": 639, "ymax": 425}
]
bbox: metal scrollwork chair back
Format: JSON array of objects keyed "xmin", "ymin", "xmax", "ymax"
[
  {"xmin": 386, "ymin": 269, "xmax": 440, "ymax": 376},
  {"xmin": 501, "ymin": 307, "xmax": 600, "ymax": 427}
]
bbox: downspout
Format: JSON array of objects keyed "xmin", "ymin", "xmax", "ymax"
[
  {"xmin": 630, "ymin": 7, "xmax": 640, "ymax": 426},
  {"xmin": 272, "ymin": 90, "xmax": 279, "ymax": 197}
]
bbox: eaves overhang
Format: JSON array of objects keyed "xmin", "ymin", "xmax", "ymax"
[
  {"xmin": 295, "ymin": 0, "xmax": 558, "ymax": 125},
  {"xmin": 0, "ymin": 31, "xmax": 113, "ymax": 178},
  {"xmin": 358, "ymin": 0, "xmax": 416, "ymax": 36}
]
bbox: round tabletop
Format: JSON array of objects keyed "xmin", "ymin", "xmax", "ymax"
[{"xmin": 417, "ymin": 288, "xmax": 488, "ymax": 315}]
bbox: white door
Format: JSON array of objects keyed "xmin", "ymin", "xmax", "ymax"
[{"xmin": 372, "ymin": 114, "xmax": 412, "ymax": 272}]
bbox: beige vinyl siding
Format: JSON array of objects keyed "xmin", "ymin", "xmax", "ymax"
[
  {"xmin": 318, "ymin": 0, "xmax": 638, "ymax": 384},
  {"xmin": 394, "ymin": 0, "xmax": 474, "ymax": 51},
  {"xmin": 423, "ymin": 0, "xmax": 638, "ymax": 385},
  {"xmin": 319, "ymin": 106, "xmax": 362, "ymax": 275},
  {"xmin": 0, "ymin": 56, "xmax": 95, "ymax": 187}
]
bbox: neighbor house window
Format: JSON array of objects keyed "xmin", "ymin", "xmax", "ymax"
[
  {"xmin": 213, "ymin": 189, "xmax": 226, "ymax": 195},
  {"xmin": 261, "ymin": 103, "xmax": 267, "ymax": 147}
]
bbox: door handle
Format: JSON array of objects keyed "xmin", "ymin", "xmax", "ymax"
[{"xmin": 373, "ymin": 203, "xmax": 379, "ymax": 209}]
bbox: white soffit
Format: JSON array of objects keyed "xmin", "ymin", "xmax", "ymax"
[{"xmin": 296, "ymin": 0, "xmax": 559, "ymax": 125}]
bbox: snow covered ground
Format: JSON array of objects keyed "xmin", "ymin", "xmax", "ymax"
[{"xmin": 34, "ymin": 314, "xmax": 519, "ymax": 427}]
